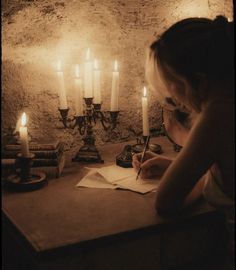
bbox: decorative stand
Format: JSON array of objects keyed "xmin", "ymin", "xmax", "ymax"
[
  {"xmin": 6, "ymin": 153, "xmax": 47, "ymax": 192},
  {"xmin": 58, "ymin": 97, "xmax": 119, "ymax": 163},
  {"xmin": 132, "ymin": 136, "xmax": 162, "ymax": 154},
  {"xmin": 116, "ymin": 136, "xmax": 162, "ymax": 168}
]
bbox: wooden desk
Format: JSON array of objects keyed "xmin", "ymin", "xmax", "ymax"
[{"xmin": 2, "ymin": 137, "xmax": 227, "ymax": 270}]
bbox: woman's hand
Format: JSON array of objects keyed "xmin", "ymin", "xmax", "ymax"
[{"xmin": 132, "ymin": 151, "xmax": 173, "ymax": 179}]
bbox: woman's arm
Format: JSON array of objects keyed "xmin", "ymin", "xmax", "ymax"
[
  {"xmin": 155, "ymin": 109, "xmax": 218, "ymax": 216},
  {"xmin": 182, "ymin": 174, "xmax": 206, "ymax": 207}
]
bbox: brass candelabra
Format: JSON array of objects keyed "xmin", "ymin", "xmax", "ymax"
[{"xmin": 58, "ymin": 97, "xmax": 119, "ymax": 163}]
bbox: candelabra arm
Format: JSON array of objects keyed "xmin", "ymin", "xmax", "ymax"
[
  {"xmin": 58, "ymin": 108, "xmax": 70, "ymax": 128},
  {"xmin": 74, "ymin": 116, "xmax": 86, "ymax": 135},
  {"xmin": 100, "ymin": 111, "xmax": 119, "ymax": 130},
  {"xmin": 110, "ymin": 111, "xmax": 119, "ymax": 130},
  {"xmin": 99, "ymin": 111, "xmax": 111, "ymax": 130}
]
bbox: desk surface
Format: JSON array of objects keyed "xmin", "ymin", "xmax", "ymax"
[{"xmin": 2, "ymin": 136, "xmax": 215, "ymax": 253}]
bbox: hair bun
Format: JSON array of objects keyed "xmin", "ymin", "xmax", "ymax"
[
  {"xmin": 213, "ymin": 15, "xmax": 228, "ymax": 26},
  {"xmin": 212, "ymin": 15, "xmax": 233, "ymax": 40}
]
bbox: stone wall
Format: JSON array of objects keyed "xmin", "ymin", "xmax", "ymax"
[{"xmin": 2, "ymin": 0, "xmax": 233, "ymax": 153}]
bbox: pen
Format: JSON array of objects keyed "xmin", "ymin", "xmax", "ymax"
[{"xmin": 136, "ymin": 135, "xmax": 150, "ymax": 180}]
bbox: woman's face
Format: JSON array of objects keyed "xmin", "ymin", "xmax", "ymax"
[{"xmin": 146, "ymin": 51, "xmax": 200, "ymax": 113}]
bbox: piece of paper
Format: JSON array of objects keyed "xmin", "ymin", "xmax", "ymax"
[
  {"xmin": 78, "ymin": 170, "xmax": 117, "ymax": 189},
  {"xmin": 97, "ymin": 165, "xmax": 136, "ymax": 183},
  {"xmin": 116, "ymin": 176, "xmax": 158, "ymax": 194},
  {"xmin": 76, "ymin": 165, "xmax": 159, "ymax": 194}
]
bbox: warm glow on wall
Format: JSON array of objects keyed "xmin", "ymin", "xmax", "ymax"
[
  {"xmin": 177, "ymin": 0, "xmax": 210, "ymax": 19},
  {"xmin": 21, "ymin": 112, "xmax": 27, "ymax": 126},
  {"xmin": 86, "ymin": 48, "xmax": 90, "ymax": 60},
  {"xmin": 114, "ymin": 60, "xmax": 118, "ymax": 71},
  {"xmin": 56, "ymin": 60, "xmax": 62, "ymax": 71},
  {"xmin": 75, "ymin": 64, "xmax": 80, "ymax": 78}
]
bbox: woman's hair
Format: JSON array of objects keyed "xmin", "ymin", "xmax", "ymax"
[{"xmin": 146, "ymin": 15, "xmax": 234, "ymax": 111}]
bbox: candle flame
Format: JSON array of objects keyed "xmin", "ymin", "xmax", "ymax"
[
  {"xmin": 21, "ymin": 112, "xmax": 27, "ymax": 127},
  {"xmin": 56, "ymin": 60, "xmax": 62, "ymax": 71},
  {"xmin": 143, "ymin": 86, "xmax": 147, "ymax": 97},
  {"xmin": 94, "ymin": 59, "xmax": 98, "ymax": 69},
  {"xmin": 75, "ymin": 64, "xmax": 80, "ymax": 77},
  {"xmin": 86, "ymin": 48, "xmax": 90, "ymax": 60},
  {"xmin": 114, "ymin": 60, "xmax": 118, "ymax": 71}
]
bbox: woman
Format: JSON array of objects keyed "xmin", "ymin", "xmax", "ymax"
[{"xmin": 132, "ymin": 15, "xmax": 234, "ymax": 265}]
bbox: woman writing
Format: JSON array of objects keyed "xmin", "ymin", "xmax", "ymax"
[{"xmin": 133, "ymin": 16, "xmax": 234, "ymax": 265}]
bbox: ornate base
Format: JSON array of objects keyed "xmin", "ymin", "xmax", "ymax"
[
  {"xmin": 132, "ymin": 143, "xmax": 162, "ymax": 154},
  {"xmin": 116, "ymin": 145, "xmax": 133, "ymax": 168},
  {"xmin": 5, "ymin": 172, "xmax": 47, "ymax": 192},
  {"xmin": 72, "ymin": 145, "xmax": 104, "ymax": 163}
]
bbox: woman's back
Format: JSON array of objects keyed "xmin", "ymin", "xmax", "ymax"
[{"xmin": 204, "ymin": 97, "xmax": 235, "ymax": 200}]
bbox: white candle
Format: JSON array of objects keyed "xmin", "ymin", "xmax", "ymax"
[
  {"xmin": 142, "ymin": 87, "xmax": 149, "ymax": 136},
  {"xmin": 84, "ymin": 48, "xmax": 93, "ymax": 98},
  {"xmin": 110, "ymin": 60, "xmax": 119, "ymax": 111},
  {"xmin": 56, "ymin": 60, "xmax": 68, "ymax": 109},
  {"xmin": 19, "ymin": 112, "xmax": 30, "ymax": 157},
  {"xmin": 93, "ymin": 59, "xmax": 101, "ymax": 104},
  {"xmin": 74, "ymin": 65, "xmax": 83, "ymax": 116}
]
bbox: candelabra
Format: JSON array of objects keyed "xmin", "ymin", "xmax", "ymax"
[{"xmin": 58, "ymin": 98, "xmax": 119, "ymax": 163}]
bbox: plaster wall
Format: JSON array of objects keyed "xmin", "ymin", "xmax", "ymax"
[{"xmin": 2, "ymin": 0, "xmax": 233, "ymax": 152}]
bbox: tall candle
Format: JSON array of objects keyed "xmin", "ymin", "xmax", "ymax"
[
  {"xmin": 84, "ymin": 48, "xmax": 93, "ymax": 98},
  {"xmin": 142, "ymin": 87, "xmax": 149, "ymax": 136},
  {"xmin": 93, "ymin": 59, "xmax": 101, "ymax": 104},
  {"xmin": 56, "ymin": 60, "xmax": 68, "ymax": 109},
  {"xmin": 74, "ymin": 65, "xmax": 83, "ymax": 116},
  {"xmin": 19, "ymin": 112, "xmax": 30, "ymax": 157},
  {"xmin": 110, "ymin": 60, "xmax": 119, "ymax": 111}
]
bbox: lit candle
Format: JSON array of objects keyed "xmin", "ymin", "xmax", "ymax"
[
  {"xmin": 19, "ymin": 112, "xmax": 30, "ymax": 157},
  {"xmin": 74, "ymin": 65, "xmax": 83, "ymax": 116},
  {"xmin": 110, "ymin": 60, "xmax": 119, "ymax": 111},
  {"xmin": 84, "ymin": 48, "xmax": 93, "ymax": 98},
  {"xmin": 142, "ymin": 87, "xmax": 149, "ymax": 136},
  {"xmin": 56, "ymin": 60, "xmax": 68, "ymax": 109},
  {"xmin": 93, "ymin": 59, "xmax": 101, "ymax": 104}
]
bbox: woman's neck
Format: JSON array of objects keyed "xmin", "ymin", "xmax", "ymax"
[{"xmin": 201, "ymin": 81, "xmax": 233, "ymax": 110}]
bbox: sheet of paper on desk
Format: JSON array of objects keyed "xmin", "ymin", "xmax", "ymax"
[
  {"xmin": 97, "ymin": 165, "xmax": 136, "ymax": 183},
  {"xmin": 76, "ymin": 165, "xmax": 159, "ymax": 194},
  {"xmin": 78, "ymin": 169, "xmax": 117, "ymax": 189}
]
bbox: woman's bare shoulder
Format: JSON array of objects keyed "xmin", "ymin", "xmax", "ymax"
[
  {"xmin": 206, "ymin": 98, "xmax": 234, "ymax": 115},
  {"xmin": 202, "ymin": 98, "xmax": 234, "ymax": 155}
]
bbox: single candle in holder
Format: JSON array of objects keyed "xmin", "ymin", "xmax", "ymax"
[
  {"xmin": 74, "ymin": 64, "xmax": 84, "ymax": 116},
  {"xmin": 84, "ymin": 48, "xmax": 93, "ymax": 98},
  {"xmin": 56, "ymin": 60, "xmax": 68, "ymax": 109},
  {"xmin": 19, "ymin": 112, "xmax": 30, "ymax": 157},
  {"xmin": 142, "ymin": 86, "xmax": 150, "ymax": 136},
  {"xmin": 110, "ymin": 60, "xmax": 119, "ymax": 111},
  {"xmin": 93, "ymin": 59, "xmax": 101, "ymax": 104}
]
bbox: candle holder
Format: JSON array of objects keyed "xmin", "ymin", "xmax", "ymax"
[
  {"xmin": 116, "ymin": 136, "xmax": 162, "ymax": 168},
  {"xmin": 58, "ymin": 97, "xmax": 120, "ymax": 162},
  {"xmin": 116, "ymin": 144, "xmax": 134, "ymax": 168},
  {"xmin": 132, "ymin": 136, "xmax": 162, "ymax": 154},
  {"xmin": 5, "ymin": 153, "xmax": 47, "ymax": 192}
]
